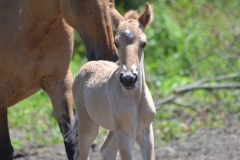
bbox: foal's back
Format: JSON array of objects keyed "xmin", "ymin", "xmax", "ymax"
[{"xmin": 74, "ymin": 60, "xmax": 117, "ymax": 90}]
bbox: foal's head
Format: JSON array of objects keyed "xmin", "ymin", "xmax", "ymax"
[{"xmin": 109, "ymin": 3, "xmax": 153, "ymax": 89}]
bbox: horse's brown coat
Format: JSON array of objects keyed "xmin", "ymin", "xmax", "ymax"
[
  {"xmin": 0, "ymin": 0, "xmax": 118, "ymax": 160},
  {"xmin": 71, "ymin": 3, "xmax": 156, "ymax": 160}
]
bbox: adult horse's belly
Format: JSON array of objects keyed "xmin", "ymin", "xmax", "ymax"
[
  {"xmin": 5, "ymin": 68, "xmax": 41, "ymax": 107},
  {"xmin": 0, "ymin": 40, "xmax": 72, "ymax": 107},
  {"xmin": 0, "ymin": 18, "xmax": 73, "ymax": 107}
]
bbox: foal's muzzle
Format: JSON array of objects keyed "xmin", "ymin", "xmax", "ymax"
[{"xmin": 120, "ymin": 72, "xmax": 138, "ymax": 89}]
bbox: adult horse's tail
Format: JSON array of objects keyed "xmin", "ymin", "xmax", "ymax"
[{"xmin": 64, "ymin": 114, "xmax": 79, "ymax": 158}]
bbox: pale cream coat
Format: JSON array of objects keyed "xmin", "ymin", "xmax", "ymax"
[{"xmin": 72, "ymin": 3, "xmax": 156, "ymax": 160}]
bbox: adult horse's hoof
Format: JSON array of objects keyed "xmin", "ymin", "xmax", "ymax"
[
  {"xmin": 64, "ymin": 138, "xmax": 75, "ymax": 160},
  {"xmin": 64, "ymin": 133, "xmax": 76, "ymax": 160}
]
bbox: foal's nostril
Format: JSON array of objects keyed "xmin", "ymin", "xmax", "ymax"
[
  {"xmin": 120, "ymin": 73, "xmax": 138, "ymax": 88},
  {"xmin": 120, "ymin": 73, "xmax": 124, "ymax": 84},
  {"xmin": 132, "ymin": 73, "xmax": 138, "ymax": 84}
]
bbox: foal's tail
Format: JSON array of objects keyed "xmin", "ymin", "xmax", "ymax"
[{"xmin": 64, "ymin": 114, "xmax": 79, "ymax": 150}]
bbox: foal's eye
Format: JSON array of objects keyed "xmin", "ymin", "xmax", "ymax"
[
  {"xmin": 114, "ymin": 41, "xmax": 119, "ymax": 48},
  {"xmin": 142, "ymin": 42, "xmax": 147, "ymax": 48}
]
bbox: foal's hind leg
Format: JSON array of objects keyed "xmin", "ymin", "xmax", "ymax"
[
  {"xmin": 74, "ymin": 99, "xmax": 99, "ymax": 160},
  {"xmin": 42, "ymin": 68, "xmax": 74, "ymax": 159},
  {"xmin": 136, "ymin": 124, "xmax": 155, "ymax": 160},
  {"xmin": 100, "ymin": 131, "xmax": 118, "ymax": 160}
]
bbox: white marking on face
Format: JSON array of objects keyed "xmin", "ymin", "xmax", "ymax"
[
  {"xmin": 19, "ymin": 5, "xmax": 23, "ymax": 17},
  {"xmin": 124, "ymin": 29, "xmax": 134, "ymax": 40},
  {"xmin": 18, "ymin": 5, "xmax": 23, "ymax": 30},
  {"xmin": 122, "ymin": 65, "xmax": 127, "ymax": 72}
]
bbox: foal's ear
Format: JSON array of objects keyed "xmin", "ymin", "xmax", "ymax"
[
  {"xmin": 109, "ymin": 3, "xmax": 123, "ymax": 29},
  {"xmin": 138, "ymin": 3, "xmax": 153, "ymax": 28},
  {"xmin": 109, "ymin": 0, "xmax": 115, "ymax": 6}
]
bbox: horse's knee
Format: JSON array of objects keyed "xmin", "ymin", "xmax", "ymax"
[{"xmin": 58, "ymin": 121, "xmax": 71, "ymax": 135}]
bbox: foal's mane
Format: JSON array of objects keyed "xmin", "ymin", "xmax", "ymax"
[
  {"xmin": 124, "ymin": 10, "xmax": 139, "ymax": 20},
  {"xmin": 123, "ymin": 6, "xmax": 153, "ymax": 27}
]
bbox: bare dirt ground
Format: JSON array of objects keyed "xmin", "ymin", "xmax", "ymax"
[{"xmin": 11, "ymin": 126, "xmax": 240, "ymax": 160}]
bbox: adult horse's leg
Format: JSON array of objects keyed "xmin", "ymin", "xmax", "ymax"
[
  {"xmin": 0, "ymin": 85, "xmax": 13, "ymax": 159},
  {"xmin": 136, "ymin": 125, "xmax": 155, "ymax": 160},
  {"xmin": 42, "ymin": 68, "xmax": 74, "ymax": 160},
  {"xmin": 100, "ymin": 131, "xmax": 118, "ymax": 160},
  {"xmin": 0, "ymin": 108, "xmax": 13, "ymax": 160}
]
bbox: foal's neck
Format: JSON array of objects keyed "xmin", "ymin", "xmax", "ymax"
[{"xmin": 138, "ymin": 54, "xmax": 146, "ymax": 87}]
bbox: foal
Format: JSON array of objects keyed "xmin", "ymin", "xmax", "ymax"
[{"xmin": 71, "ymin": 3, "xmax": 156, "ymax": 160}]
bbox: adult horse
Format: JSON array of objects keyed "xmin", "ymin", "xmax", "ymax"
[{"xmin": 0, "ymin": 0, "xmax": 118, "ymax": 160}]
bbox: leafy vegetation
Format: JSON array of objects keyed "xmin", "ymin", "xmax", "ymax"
[
  {"xmin": 9, "ymin": 0, "xmax": 240, "ymax": 148},
  {"xmin": 145, "ymin": 0, "xmax": 240, "ymax": 144}
]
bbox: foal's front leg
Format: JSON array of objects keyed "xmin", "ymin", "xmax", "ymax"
[
  {"xmin": 116, "ymin": 127, "xmax": 136, "ymax": 160},
  {"xmin": 137, "ymin": 86, "xmax": 156, "ymax": 159},
  {"xmin": 136, "ymin": 124, "xmax": 155, "ymax": 160},
  {"xmin": 41, "ymin": 68, "xmax": 74, "ymax": 160}
]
